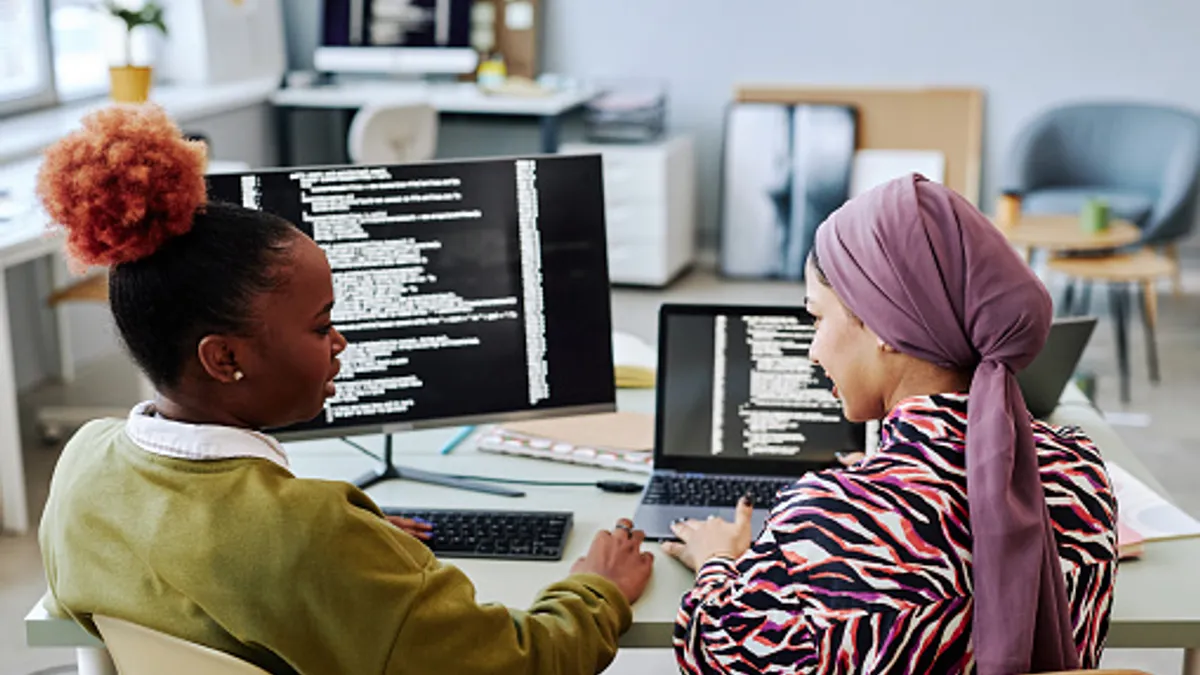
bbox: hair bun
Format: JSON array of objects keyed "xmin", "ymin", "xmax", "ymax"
[{"xmin": 36, "ymin": 104, "xmax": 208, "ymax": 268}]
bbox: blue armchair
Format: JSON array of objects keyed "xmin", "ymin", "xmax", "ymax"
[{"xmin": 1004, "ymin": 102, "xmax": 1200, "ymax": 251}]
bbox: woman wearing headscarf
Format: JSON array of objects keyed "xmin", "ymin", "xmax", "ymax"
[{"xmin": 663, "ymin": 174, "xmax": 1117, "ymax": 675}]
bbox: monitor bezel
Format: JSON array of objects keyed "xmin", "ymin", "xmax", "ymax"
[
  {"xmin": 652, "ymin": 302, "xmax": 860, "ymax": 476},
  {"xmin": 206, "ymin": 154, "xmax": 616, "ymax": 444},
  {"xmin": 272, "ymin": 402, "xmax": 616, "ymax": 443}
]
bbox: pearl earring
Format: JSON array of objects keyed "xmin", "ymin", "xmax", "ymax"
[{"xmin": 233, "ymin": 370, "xmax": 245, "ymax": 382}]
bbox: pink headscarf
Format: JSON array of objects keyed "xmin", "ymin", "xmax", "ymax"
[{"xmin": 814, "ymin": 174, "xmax": 1075, "ymax": 674}]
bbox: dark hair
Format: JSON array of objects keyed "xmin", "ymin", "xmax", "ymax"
[
  {"xmin": 108, "ymin": 202, "xmax": 300, "ymax": 389},
  {"xmin": 808, "ymin": 247, "xmax": 832, "ymax": 287}
]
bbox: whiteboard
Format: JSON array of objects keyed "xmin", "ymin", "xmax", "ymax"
[{"xmin": 849, "ymin": 149, "xmax": 945, "ymax": 198}]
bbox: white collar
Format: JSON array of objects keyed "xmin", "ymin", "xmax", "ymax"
[{"xmin": 125, "ymin": 401, "xmax": 291, "ymax": 472}]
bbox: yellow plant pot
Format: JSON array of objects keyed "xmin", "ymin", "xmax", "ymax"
[{"xmin": 109, "ymin": 66, "xmax": 153, "ymax": 103}]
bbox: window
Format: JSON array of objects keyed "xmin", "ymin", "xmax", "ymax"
[
  {"xmin": 50, "ymin": 0, "xmax": 118, "ymax": 100},
  {"xmin": 2, "ymin": 0, "xmax": 161, "ymax": 117},
  {"xmin": 0, "ymin": 0, "xmax": 55, "ymax": 114}
]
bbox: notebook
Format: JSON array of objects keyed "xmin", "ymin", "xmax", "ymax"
[{"xmin": 1108, "ymin": 461, "xmax": 1200, "ymax": 546}]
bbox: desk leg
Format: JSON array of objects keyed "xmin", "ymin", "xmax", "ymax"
[
  {"xmin": 77, "ymin": 647, "xmax": 117, "ymax": 675},
  {"xmin": 539, "ymin": 115, "xmax": 562, "ymax": 154},
  {"xmin": 274, "ymin": 105, "xmax": 292, "ymax": 167},
  {"xmin": 50, "ymin": 254, "xmax": 75, "ymax": 383},
  {"xmin": 0, "ymin": 269, "xmax": 30, "ymax": 533},
  {"xmin": 1183, "ymin": 647, "xmax": 1200, "ymax": 675},
  {"xmin": 1109, "ymin": 283, "xmax": 1131, "ymax": 405}
]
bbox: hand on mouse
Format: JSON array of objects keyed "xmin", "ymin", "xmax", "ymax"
[
  {"xmin": 570, "ymin": 518, "xmax": 654, "ymax": 604},
  {"xmin": 387, "ymin": 515, "xmax": 433, "ymax": 541},
  {"xmin": 662, "ymin": 495, "xmax": 754, "ymax": 572}
]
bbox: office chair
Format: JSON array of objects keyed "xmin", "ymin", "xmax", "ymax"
[
  {"xmin": 93, "ymin": 615, "xmax": 269, "ymax": 675},
  {"xmin": 1004, "ymin": 101, "xmax": 1200, "ymax": 292},
  {"xmin": 347, "ymin": 103, "xmax": 439, "ymax": 165}
]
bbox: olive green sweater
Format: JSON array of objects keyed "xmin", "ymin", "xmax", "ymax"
[{"xmin": 39, "ymin": 419, "xmax": 632, "ymax": 674}]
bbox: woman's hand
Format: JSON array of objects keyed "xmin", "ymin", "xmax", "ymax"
[
  {"xmin": 835, "ymin": 451, "xmax": 865, "ymax": 467},
  {"xmin": 662, "ymin": 496, "xmax": 754, "ymax": 572},
  {"xmin": 387, "ymin": 515, "xmax": 433, "ymax": 541}
]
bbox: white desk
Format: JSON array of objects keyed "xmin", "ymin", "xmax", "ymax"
[
  {"xmin": 0, "ymin": 159, "xmax": 248, "ymax": 534},
  {"xmin": 0, "ymin": 77, "xmax": 279, "ymax": 166},
  {"xmin": 24, "ymin": 385, "xmax": 1200, "ymax": 674},
  {"xmin": 270, "ymin": 81, "xmax": 597, "ymax": 161},
  {"xmin": 0, "ymin": 157, "xmax": 63, "ymax": 534}
]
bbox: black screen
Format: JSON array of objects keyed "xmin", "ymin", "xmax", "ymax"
[
  {"xmin": 322, "ymin": 0, "xmax": 472, "ymax": 48},
  {"xmin": 657, "ymin": 306, "xmax": 859, "ymax": 470},
  {"xmin": 206, "ymin": 155, "xmax": 615, "ymax": 437}
]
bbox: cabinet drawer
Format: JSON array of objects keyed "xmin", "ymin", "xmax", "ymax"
[
  {"xmin": 601, "ymin": 158, "xmax": 664, "ymax": 204},
  {"xmin": 605, "ymin": 203, "xmax": 666, "ymax": 244}
]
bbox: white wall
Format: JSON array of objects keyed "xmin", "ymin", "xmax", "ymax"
[
  {"xmin": 8, "ymin": 103, "xmax": 279, "ymax": 391},
  {"xmin": 540, "ymin": 0, "xmax": 1200, "ymax": 249}
]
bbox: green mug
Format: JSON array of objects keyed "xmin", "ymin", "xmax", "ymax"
[{"xmin": 1081, "ymin": 199, "xmax": 1110, "ymax": 233}]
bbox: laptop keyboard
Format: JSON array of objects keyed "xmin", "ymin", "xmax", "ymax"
[
  {"xmin": 381, "ymin": 507, "xmax": 573, "ymax": 561},
  {"xmin": 642, "ymin": 474, "xmax": 795, "ymax": 508}
]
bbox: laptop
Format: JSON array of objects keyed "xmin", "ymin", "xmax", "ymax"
[
  {"xmin": 633, "ymin": 304, "xmax": 862, "ymax": 541},
  {"xmin": 1017, "ymin": 316, "xmax": 1099, "ymax": 419}
]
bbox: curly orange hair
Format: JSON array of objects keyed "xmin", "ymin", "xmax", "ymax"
[{"xmin": 36, "ymin": 104, "xmax": 207, "ymax": 268}]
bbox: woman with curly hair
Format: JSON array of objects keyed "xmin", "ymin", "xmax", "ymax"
[{"xmin": 36, "ymin": 104, "xmax": 653, "ymax": 675}]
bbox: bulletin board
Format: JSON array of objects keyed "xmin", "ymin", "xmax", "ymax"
[
  {"xmin": 473, "ymin": 0, "xmax": 541, "ymax": 79},
  {"xmin": 734, "ymin": 85, "xmax": 984, "ymax": 204}
]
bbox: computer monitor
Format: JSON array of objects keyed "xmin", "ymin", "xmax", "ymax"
[
  {"xmin": 204, "ymin": 155, "xmax": 616, "ymax": 447},
  {"xmin": 1017, "ymin": 316, "xmax": 1098, "ymax": 420},
  {"xmin": 315, "ymin": 0, "xmax": 479, "ymax": 76}
]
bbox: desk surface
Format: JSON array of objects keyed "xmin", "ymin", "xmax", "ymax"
[
  {"xmin": 0, "ymin": 157, "xmax": 60, "ymax": 268},
  {"xmin": 997, "ymin": 214, "xmax": 1142, "ymax": 251},
  {"xmin": 271, "ymin": 81, "xmax": 596, "ymax": 117},
  {"xmin": 26, "ymin": 387, "xmax": 1200, "ymax": 651},
  {"xmin": 0, "ymin": 159, "xmax": 250, "ymax": 268}
]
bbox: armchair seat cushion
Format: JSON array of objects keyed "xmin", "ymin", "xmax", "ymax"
[{"xmin": 1021, "ymin": 187, "xmax": 1154, "ymax": 227}]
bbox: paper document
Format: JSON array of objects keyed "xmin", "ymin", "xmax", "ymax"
[
  {"xmin": 850, "ymin": 149, "xmax": 945, "ymax": 198},
  {"xmin": 613, "ymin": 331, "xmax": 656, "ymax": 388},
  {"xmin": 1108, "ymin": 461, "xmax": 1200, "ymax": 543}
]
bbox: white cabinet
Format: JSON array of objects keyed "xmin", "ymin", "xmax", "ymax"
[{"xmin": 560, "ymin": 136, "xmax": 696, "ymax": 286}]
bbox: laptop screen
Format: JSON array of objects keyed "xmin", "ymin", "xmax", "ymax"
[{"xmin": 654, "ymin": 304, "xmax": 861, "ymax": 474}]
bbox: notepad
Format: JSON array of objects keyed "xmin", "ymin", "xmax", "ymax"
[
  {"xmin": 1117, "ymin": 521, "xmax": 1145, "ymax": 561},
  {"xmin": 613, "ymin": 331, "xmax": 656, "ymax": 389},
  {"xmin": 1108, "ymin": 461, "xmax": 1200, "ymax": 546},
  {"xmin": 476, "ymin": 411, "xmax": 654, "ymax": 473}
]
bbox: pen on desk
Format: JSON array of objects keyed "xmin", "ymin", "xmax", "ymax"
[{"xmin": 439, "ymin": 425, "xmax": 476, "ymax": 455}]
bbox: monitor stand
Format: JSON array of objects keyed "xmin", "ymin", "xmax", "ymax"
[{"xmin": 345, "ymin": 434, "xmax": 524, "ymax": 497}]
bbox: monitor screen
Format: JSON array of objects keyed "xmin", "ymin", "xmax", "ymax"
[
  {"xmin": 322, "ymin": 0, "xmax": 472, "ymax": 48},
  {"xmin": 655, "ymin": 305, "xmax": 860, "ymax": 472},
  {"xmin": 206, "ymin": 155, "xmax": 615, "ymax": 439}
]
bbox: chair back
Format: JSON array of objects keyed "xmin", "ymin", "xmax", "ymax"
[
  {"xmin": 347, "ymin": 103, "xmax": 439, "ymax": 165},
  {"xmin": 93, "ymin": 615, "xmax": 269, "ymax": 675},
  {"xmin": 1006, "ymin": 102, "xmax": 1200, "ymax": 244},
  {"xmin": 1012, "ymin": 103, "xmax": 1200, "ymax": 192}
]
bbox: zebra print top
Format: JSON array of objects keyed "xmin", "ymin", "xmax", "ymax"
[{"xmin": 674, "ymin": 392, "xmax": 1117, "ymax": 675}]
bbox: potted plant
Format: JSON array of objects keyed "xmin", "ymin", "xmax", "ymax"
[{"xmin": 102, "ymin": 1, "xmax": 167, "ymax": 103}]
